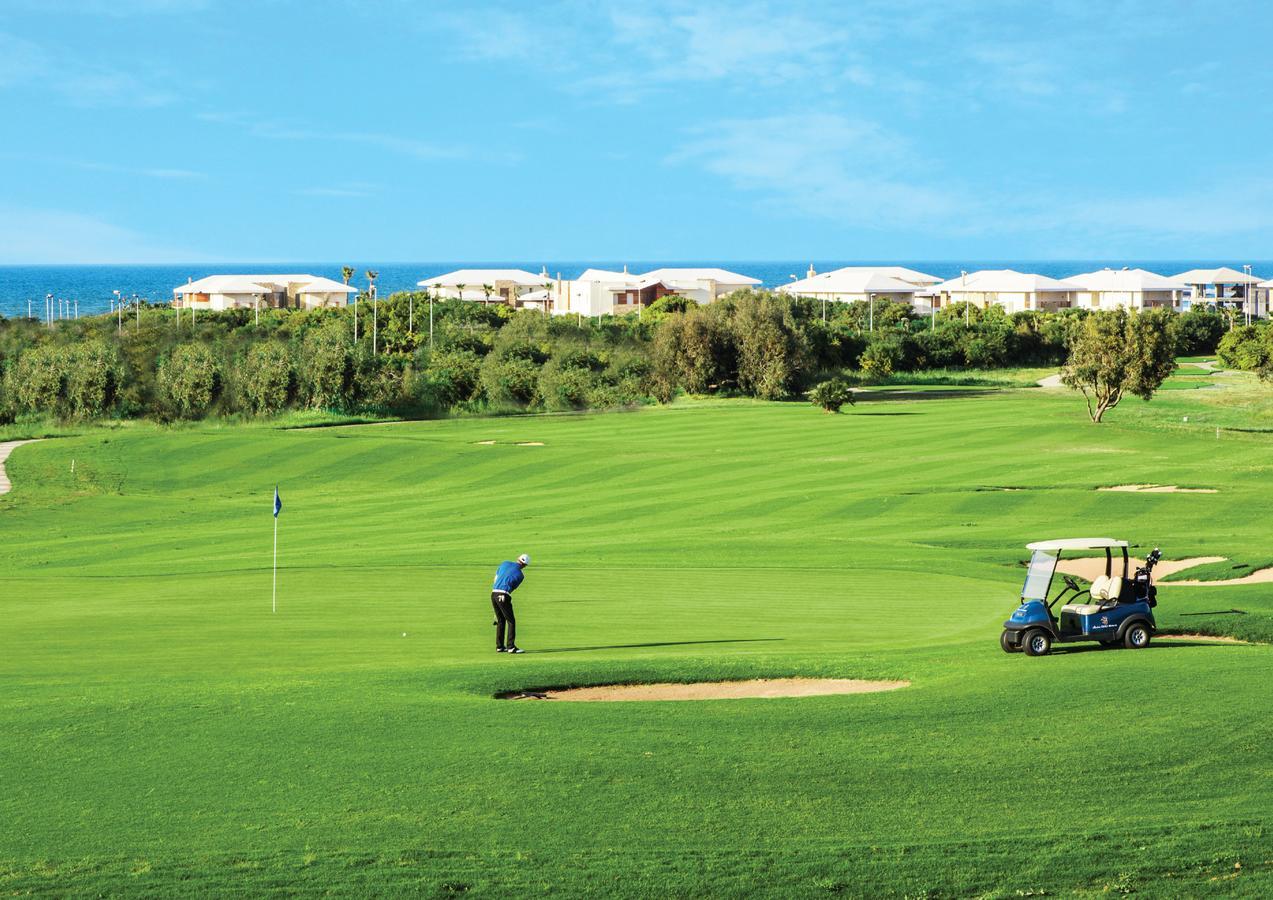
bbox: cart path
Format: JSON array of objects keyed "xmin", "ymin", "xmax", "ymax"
[
  {"xmin": 0, "ymin": 440, "xmax": 40, "ymax": 496},
  {"xmin": 1037, "ymin": 373, "xmax": 1064, "ymax": 388}
]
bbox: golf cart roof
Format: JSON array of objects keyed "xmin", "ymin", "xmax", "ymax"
[{"xmin": 1027, "ymin": 538, "xmax": 1128, "ymax": 551}]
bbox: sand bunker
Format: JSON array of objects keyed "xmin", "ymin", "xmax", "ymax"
[
  {"xmin": 1056, "ymin": 556, "xmax": 1223, "ymax": 581},
  {"xmin": 1167, "ymin": 569, "xmax": 1273, "ymax": 587},
  {"xmin": 475, "ymin": 440, "xmax": 497, "ymax": 445},
  {"xmin": 1099, "ymin": 484, "xmax": 1217, "ymax": 494},
  {"xmin": 1054, "ymin": 556, "xmax": 1273, "ymax": 586},
  {"xmin": 516, "ymin": 441, "xmax": 545, "ymax": 446},
  {"xmin": 498, "ymin": 678, "xmax": 909, "ymax": 702}
]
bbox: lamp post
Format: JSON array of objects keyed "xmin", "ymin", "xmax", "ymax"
[
  {"xmin": 1243, "ymin": 264, "xmax": 1253, "ymax": 325},
  {"xmin": 961, "ymin": 270, "xmax": 969, "ymax": 326},
  {"xmin": 366, "ymin": 270, "xmax": 379, "ymax": 354},
  {"xmin": 134, "ymin": 294, "xmax": 140, "ymax": 331},
  {"xmin": 432, "ymin": 283, "xmax": 441, "ymax": 351},
  {"xmin": 114, "ymin": 290, "xmax": 122, "ymax": 333}
]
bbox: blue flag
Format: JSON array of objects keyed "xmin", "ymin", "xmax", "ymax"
[{"xmin": 274, "ymin": 486, "xmax": 282, "ymax": 518}]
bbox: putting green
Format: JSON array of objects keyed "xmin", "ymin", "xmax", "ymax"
[{"xmin": 3, "ymin": 379, "xmax": 1273, "ymax": 896}]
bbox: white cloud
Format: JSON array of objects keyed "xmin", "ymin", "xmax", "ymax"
[
  {"xmin": 668, "ymin": 113, "xmax": 962, "ymax": 227},
  {"xmin": 0, "ymin": 31, "xmax": 177, "ymax": 107},
  {"xmin": 0, "ymin": 206, "xmax": 205, "ymax": 264},
  {"xmin": 669, "ymin": 111, "xmax": 1273, "ymax": 253},
  {"xmin": 71, "ymin": 160, "xmax": 206, "ymax": 179}
]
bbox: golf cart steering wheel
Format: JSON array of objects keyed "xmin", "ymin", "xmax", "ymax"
[{"xmin": 1062, "ymin": 575, "xmax": 1081, "ymax": 592}]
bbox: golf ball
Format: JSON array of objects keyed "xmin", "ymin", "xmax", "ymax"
[{"xmin": 402, "ymin": 632, "xmax": 407, "ymax": 637}]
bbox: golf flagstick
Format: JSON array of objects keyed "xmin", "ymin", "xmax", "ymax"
[{"xmin": 272, "ymin": 486, "xmax": 282, "ymax": 613}]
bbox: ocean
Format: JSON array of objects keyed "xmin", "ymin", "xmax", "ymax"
[{"xmin": 2, "ymin": 260, "xmax": 1269, "ymax": 319}]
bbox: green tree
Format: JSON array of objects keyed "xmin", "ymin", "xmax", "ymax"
[
  {"xmin": 64, "ymin": 340, "xmax": 121, "ymax": 419},
  {"xmin": 860, "ymin": 337, "xmax": 905, "ymax": 378},
  {"xmin": 159, "ymin": 343, "xmax": 221, "ymax": 419},
  {"xmin": 1061, "ymin": 309, "xmax": 1177, "ymax": 423},
  {"xmin": 302, "ymin": 325, "xmax": 353, "ymax": 409},
  {"xmin": 1170, "ymin": 306, "xmax": 1226, "ymax": 356},
  {"xmin": 425, "ymin": 348, "xmax": 484, "ymax": 406},
  {"xmin": 242, "ymin": 342, "xmax": 294, "ymax": 415},
  {"xmin": 10, "ymin": 346, "xmax": 66, "ymax": 416},
  {"xmin": 651, "ymin": 306, "xmax": 727, "ymax": 400},
  {"xmin": 479, "ymin": 354, "xmax": 539, "ymax": 406}
]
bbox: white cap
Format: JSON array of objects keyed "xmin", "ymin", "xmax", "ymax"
[{"xmin": 517, "ymin": 553, "xmax": 531, "ymax": 566}]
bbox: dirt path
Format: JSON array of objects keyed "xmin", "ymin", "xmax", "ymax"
[
  {"xmin": 0, "ymin": 440, "xmax": 40, "ymax": 496},
  {"xmin": 1037, "ymin": 373, "xmax": 1064, "ymax": 388},
  {"xmin": 500, "ymin": 678, "xmax": 910, "ymax": 702}
]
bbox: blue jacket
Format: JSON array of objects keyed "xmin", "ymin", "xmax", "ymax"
[{"xmin": 492, "ymin": 561, "xmax": 525, "ymax": 594}]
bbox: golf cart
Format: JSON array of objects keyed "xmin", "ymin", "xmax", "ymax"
[{"xmin": 1001, "ymin": 539, "xmax": 1160, "ymax": 657}]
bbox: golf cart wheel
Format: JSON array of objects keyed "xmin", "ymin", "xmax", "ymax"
[
  {"xmin": 1124, "ymin": 623, "xmax": 1152, "ymax": 650},
  {"xmin": 1000, "ymin": 630, "xmax": 1021, "ymax": 653},
  {"xmin": 1022, "ymin": 629, "xmax": 1052, "ymax": 657}
]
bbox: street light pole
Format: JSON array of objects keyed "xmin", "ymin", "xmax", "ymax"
[
  {"xmin": 962, "ymin": 270, "xmax": 969, "ymax": 326},
  {"xmin": 1243, "ymin": 264, "xmax": 1253, "ymax": 325}
]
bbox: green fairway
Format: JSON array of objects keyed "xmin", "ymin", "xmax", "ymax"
[{"xmin": 3, "ymin": 377, "xmax": 1273, "ymax": 896}]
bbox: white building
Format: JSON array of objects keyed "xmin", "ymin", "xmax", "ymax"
[
  {"xmin": 563, "ymin": 268, "xmax": 646, "ymax": 316},
  {"xmin": 1172, "ymin": 267, "xmax": 1263, "ymax": 315},
  {"xmin": 554, "ymin": 266, "xmax": 761, "ymax": 316},
  {"xmin": 928, "ymin": 270, "xmax": 1079, "ymax": 313},
  {"xmin": 1066, "ymin": 268, "xmax": 1186, "ymax": 310},
  {"xmin": 1256, "ymin": 279, "xmax": 1273, "ymax": 318},
  {"xmin": 173, "ymin": 274, "xmax": 356, "ymax": 311},
  {"xmin": 778, "ymin": 266, "xmax": 937, "ymax": 305},
  {"xmin": 416, "ymin": 269, "xmax": 552, "ymax": 306},
  {"xmin": 638, "ymin": 268, "xmax": 761, "ymax": 303}
]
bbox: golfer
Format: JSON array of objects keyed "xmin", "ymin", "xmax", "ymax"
[{"xmin": 491, "ymin": 554, "xmax": 530, "ymax": 654}]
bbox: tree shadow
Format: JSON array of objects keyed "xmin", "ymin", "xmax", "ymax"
[
  {"xmin": 1179, "ymin": 609, "xmax": 1246, "ymax": 617},
  {"xmin": 526, "ymin": 638, "xmax": 784, "ymax": 654},
  {"xmin": 855, "ymin": 389, "xmax": 998, "ymax": 402}
]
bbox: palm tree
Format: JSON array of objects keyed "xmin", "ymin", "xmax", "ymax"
[
  {"xmin": 482, "ymin": 283, "xmax": 493, "ymax": 304},
  {"xmin": 542, "ymin": 281, "xmax": 553, "ymax": 317},
  {"xmin": 366, "ymin": 270, "xmax": 379, "ymax": 353},
  {"xmin": 456, "ymin": 283, "xmax": 467, "ymax": 303}
]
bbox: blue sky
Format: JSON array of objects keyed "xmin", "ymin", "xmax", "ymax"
[{"xmin": 2, "ymin": 0, "xmax": 1272, "ymax": 263}]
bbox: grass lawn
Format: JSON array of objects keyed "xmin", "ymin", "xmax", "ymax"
[{"xmin": 3, "ymin": 374, "xmax": 1273, "ymax": 896}]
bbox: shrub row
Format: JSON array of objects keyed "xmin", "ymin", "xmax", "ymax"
[{"xmin": 0, "ymin": 292, "xmax": 1235, "ymax": 423}]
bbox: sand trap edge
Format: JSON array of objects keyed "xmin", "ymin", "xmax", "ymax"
[
  {"xmin": 1098, "ymin": 484, "xmax": 1217, "ymax": 493},
  {"xmin": 496, "ymin": 677, "xmax": 910, "ymax": 702}
]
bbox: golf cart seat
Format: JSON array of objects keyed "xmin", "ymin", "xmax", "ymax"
[
  {"xmin": 1060, "ymin": 575, "xmax": 1123, "ymax": 618},
  {"xmin": 1089, "ymin": 575, "xmax": 1122, "ymax": 602}
]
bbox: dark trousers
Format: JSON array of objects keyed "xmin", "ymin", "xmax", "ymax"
[{"xmin": 492, "ymin": 591, "xmax": 516, "ymax": 649}]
